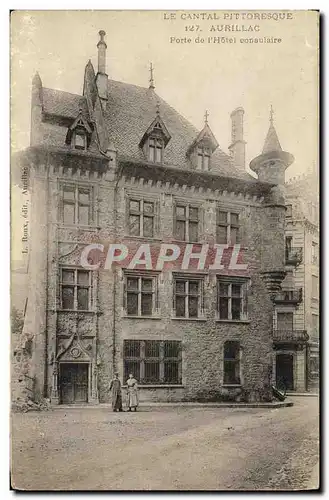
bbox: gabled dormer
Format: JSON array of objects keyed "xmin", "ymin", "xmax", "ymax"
[
  {"xmin": 187, "ymin": 112, "xmax": 219, "ymax": 171},
  {"xmin": 139, "ymin": 104, "xmax": 171, "ymax": 164},
  {"xmin": 65, "ymin": 100, "xmax": 93, "ymax": 151}
]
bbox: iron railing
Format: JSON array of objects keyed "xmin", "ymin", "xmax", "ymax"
[
  {"xmin": 273, "ymin": 329, "xmax": 309, "ymax": 342},
  {"xmin": 273, "ymin": 288, "xmax": 303, "ymax": 305}
]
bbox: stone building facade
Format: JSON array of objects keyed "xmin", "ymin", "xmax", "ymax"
[
  {"xmin": 272, "ymin": 171, "xmax": 319, "ymax": 392},
  {"xmin": 13, "ymin": 31, "xmax": 300, "ymax": 404}
]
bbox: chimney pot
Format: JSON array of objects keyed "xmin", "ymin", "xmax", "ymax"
[
  {"xmin": 97, "ymin": 29, "xmax": 107, "ymax": 74},
  {"xmin": 95, "ymin": 30, "xmax": 108, "ymax": 109}
]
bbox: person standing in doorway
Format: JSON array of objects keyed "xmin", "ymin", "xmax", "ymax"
[
  {"xmin": 109, "ymin": 372, "xmax": 123, "ymax": 412},
  {"xmin": 126, "ymin": 373, "xmax": 139, "ymax": 412}
]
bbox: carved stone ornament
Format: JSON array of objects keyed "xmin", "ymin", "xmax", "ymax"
[
  {"xmin": 58, "ymin": 243, "xmax": 79, "ymax": 259},
  {"xmin": 70, "ymin": 347, "xmax": 81, "ymax": 359}
]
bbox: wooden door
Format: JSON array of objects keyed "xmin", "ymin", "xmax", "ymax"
[
  {"xmin": 276, "ymin": 354, "xmax": 294, "ymax": 391},
  {"xmin": 75, "ymin": 364, "xmax": 88, "ymax": 403},
  {"xmin": 60, "ymin": 364, "xmax": 88, "ymax": 404}
]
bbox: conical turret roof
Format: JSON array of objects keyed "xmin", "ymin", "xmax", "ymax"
[
  {"xmin": 249, "ymin": 106, "xmax": 294, "ymax": 175},
  {"xmin": 262, "ymin": 122, "xmax": 282, "ymax": 153}
]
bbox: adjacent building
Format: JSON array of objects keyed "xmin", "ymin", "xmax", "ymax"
[
  {"xmin": 13, "ymin": 31, "xmax": 305, "ymax": 404},
  {"xmin": 273, "ymin": 171, "xmax": 319, "ymax": 392}
]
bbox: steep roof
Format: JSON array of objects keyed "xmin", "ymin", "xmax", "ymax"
[
  {"xmin": 40, "ymin": 79, "xmax": 255, "ymax": 182},
  {"xmin": 262, "ymin": 122, "xmax": 282, "ymax": 154},
  {"xmin": 104, "ymin": 80, "xmax": 253, "ymax": 180},
  {"xmin": 42, "ymin": 88, "xmax": 90, "ymax": 120}
]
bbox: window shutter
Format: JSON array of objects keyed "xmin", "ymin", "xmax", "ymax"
[
  {"xmin": 200, "ymin": 280, "xmax": 205, "ymax": 317},
  {"xmin": 154, "ymin": 277, "xmax": 160, "ymax": 314},
  {"xmin": 216, "ymin": 279, "xmax": 220, "ymax": 318},
  {"xmin": 242, "ymin": 280, "xmax": 250, "ymax": 319},
  {"xmin": 172, "ymin": 279, "xmax": 176, "ymax": 315},
  {"xmin": 122, "ymin": 279, "xmax": 127, "ymax": 312}
]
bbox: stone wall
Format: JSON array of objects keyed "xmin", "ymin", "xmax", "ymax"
[{"xmin": 19, "ymin": 154, "xmax": 286, "ymax": 403}]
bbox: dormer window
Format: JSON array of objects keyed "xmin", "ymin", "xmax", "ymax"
[
  {"xmin": 74, "ymin": 131, "xmax": 87, "ymax": 150},
  {"xmin": 139, "ymin": 107, "xmax": 171, "ymax": 164},
  {"xmin": 65, "ymin": 102, "xmax": 93, "ymax": 151},
  {"xmin": 149, "ymin": 137, "xmax": 163, "ymax": 163},
  {"xmin": 187, "ymin": 118, "xmax": 219, "ymax": 171},
  {"xmin": 197, "ymin": 146, "xmax": 211, "ymax": 171}
]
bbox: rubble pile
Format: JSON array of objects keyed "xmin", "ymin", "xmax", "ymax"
[{"xmin": 12, "ymin": 397, "xmax": 52, "ymax": 413}]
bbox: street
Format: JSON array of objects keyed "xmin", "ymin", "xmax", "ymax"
[{"xmin": 11, "ymin": 396, "xmax": 319, "ymax": 491}]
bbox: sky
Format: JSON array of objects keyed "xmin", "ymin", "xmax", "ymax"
[
  {"xmin": 10, "ymin": 10, "xmax": 318, "ymax": 261},
  {"xmin": 11, "ymin": 10, "xmax": 318, "ymax": 178}
]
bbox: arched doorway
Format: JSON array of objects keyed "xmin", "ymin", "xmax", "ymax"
[{"xmin": 276, "ymin": 353, "xmax": 294, "ymax": 391}]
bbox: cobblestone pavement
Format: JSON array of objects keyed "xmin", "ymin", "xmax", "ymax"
[{"xmin": 11, "ymin": 396, "xmax": 319, "ymax": 491}]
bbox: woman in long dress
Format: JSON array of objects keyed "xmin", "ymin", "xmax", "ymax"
[{"xmin": 126, "ymin": 373, "xmax": 139, "ymax": 412}]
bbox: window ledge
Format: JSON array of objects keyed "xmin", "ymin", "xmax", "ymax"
[
  {"xmin": 57, "ymin": 309, "xmax": 96, "ymax": 314},
  {"xmin": 216, "ymin": 319, "xmax": 250, "ymax": 324},
  {"xmin": 123, "ymin": 235, "xmax": 163, "ymax": 242},
  {"xmin": 57, "ymin": 224, "xmax": 100, "ymax": 231},
  {"xmin": 222, "ymin": 384, "xmax": 242, "ymax": 388},
  {"xmin": 172, "ymin": 239, "xmax": 203, "ymax": 245},
  {"xmin": 122, "ymin": 384, "xmax": 184, "ymax": 389},
  {"xmin": 122, "ymin": 315, "xmax": 162, "ymax": 320},
  {"xmin": 171, "ymin": 317, "xmax": 207, "ymax": 322}
]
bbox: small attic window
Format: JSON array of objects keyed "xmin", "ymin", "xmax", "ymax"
[
  {"xmin": 74, "ymin": 131, "xmax": 86, "ymax": 151},
  {"xmin": 139, "ymin": 111, "xmax": 171, "ymax": 164},
  {"xmin": 148, "ymin": 137, "xmax": 163, "ymax": 163},
  {"xmin": 197, "ymin": 146, "xmax": 211, "ymax": 171}
]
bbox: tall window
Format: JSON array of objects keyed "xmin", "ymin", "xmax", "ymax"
[
  {"xmin": 197, "ymin": 146, "xmax": 211, "ymax": 171},
  {"xmin": 124, "ymin": 275, "xmax": 158, "ymax": 317},
  {"xmin": 62, "ymin": 184, "xmax": 92, "ymax": 225},
  {"xmin": 223, "ymin": 341, "xmax": 241, "ymax": 385},
  {"xmin": 312, "ymin": 275, "xmax": 319, "ymax": 299},
  {"xmin": 148, "ymin": 137, "xmax": 163, "ymax": 163},
  {"xmin": 216, "ymin": 210, "xmax": 240, "ymax": 244},
  {"xmin": 311, "ymin": 242, "xmax": 318, "ymax": 265},
  {"xmin": 174, "ymin": 204, "xmax": 199, "ymax": 241},
  {"xmin": 277, "ymin": 312, "xmax": 293, "ymax": 331},
  {"xmin": 123, "ymin": 340, "xmax": 182, "ymax": 385},
  {"xmin": 128, "ymin": 199, "xmax": 155, "ymax": 238},
  {"xmin": 285, "ymin": 236, "xmax": 293, "ymax": 259},
  {"xmin": 174, "ymin": 278, "xmax": 204, "ymax": 318},
  {"xmin": 60, "ymin": 268, "xmax": 92, "ymax": 310},
  {"xmin": 217, "ymin": 279, "xmax": 248, "ymax": 321}
]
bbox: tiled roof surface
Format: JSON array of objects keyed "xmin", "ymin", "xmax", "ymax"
[
  {"xmin": 41, "ymin": 80, "xmax": 255, "ymax": 182},
  {"xmin": 105, "ymin": 80, "xmax": 253, "ymax": 181},
  {"xmin": 42, "ymin": 88, "xmax": 90, "ymax": 120}
]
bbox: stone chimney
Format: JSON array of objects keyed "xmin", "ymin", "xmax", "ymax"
[
  {"xmin": 96, "ymin": 30, "xmax": 108, "ymax": 110},
  {"xmin": 228, "ymin": 107, "xmax": 246, "ymax": 169}
]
